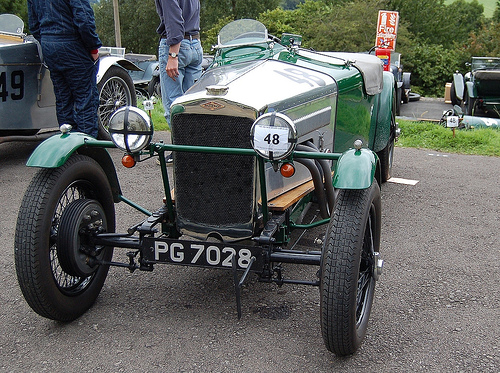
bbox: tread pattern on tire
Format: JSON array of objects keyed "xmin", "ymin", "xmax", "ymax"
[
  {"xmin": 320, "ymin": 182, "xmax": 380, "ymax": 356},
  {"xmin": 14, "ymin": 155, "xmax": 114, "ymax": 321}
]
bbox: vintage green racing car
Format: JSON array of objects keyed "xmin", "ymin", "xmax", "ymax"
[{"xmin": 14, "ymin": 19, "xmax": 398, "ymax": 356}]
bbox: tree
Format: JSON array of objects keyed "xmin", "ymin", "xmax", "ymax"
[
  {"xmin": 200, "ymin": 0, "xmax": 280, "ymax": 38},
  {"xmin": 0, "ymin": 0, "xmax": 25, "ymax": 15},
  {"xmin": 91, "ymin": 0, "xmax": 498, "ymax": 97},
  {"xmin": 493, "ymin": 0, "xmax": 500, "ymax": 22},
  {"xmin": 280, "ymin": 0, "xmax": 305, "ymax": 10},
  {"xmin": 93, "ymin": 0, "xmax": 281, "ymax": 55},
  {"xmin": 445, "ymin": 0, "xmax": 484, "ymax": 47},
  {"xmin": 467, "ymin": 22, "xmax": 500, "ymax": 57},
  {"xmin": 0, "ymin": 0, "xmax": 28, "ymax": 26},
  {"xmin": 259, "ymin": 0, "xmax": 394, "ymax": 52},
  {"xmin": 403, "ymin": 43, "xmax": 464, "ymax": 96},
  {"xmin": 388, "ymin": 0, "xmax": 484, "ymax": 48},
  {"xmin": 93, "ymin": 0, "xmax": 158, "ymax": 55}
]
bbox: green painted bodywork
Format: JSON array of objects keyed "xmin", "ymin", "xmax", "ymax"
[
  {"xmin": 372, "ymin": 72, "xmax": 395, "ymax": 152},
  {"xmin": 26, "ymin": 132, "xmax": 123, "ymax": 201},
  {"xmin": 333, "ymin": 148, "xmax": 377, "ymax": 190},
  {"xmin": 27, "ymin": 132, "xmax": 94, "ymax": 168},
  {"xmin": 276, "ymin": 50, "xmax": 393, "ymax": 158},
  {"xmin": 284, "ymin": 52, "xmax": 373, "ymax": 153},
  {"xmin": 26, "ymin": 23, "xmax": 391, "ymax": 226},
  {"xmin": 202, "ymin": 41, "xmax": 390, "ymax": 191}
]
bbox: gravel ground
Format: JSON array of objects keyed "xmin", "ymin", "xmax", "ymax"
[{"xmin": 0, "ymin": 135, "xmax": 498, "ymax": 372}]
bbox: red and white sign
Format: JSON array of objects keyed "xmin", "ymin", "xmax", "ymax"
[{"xmin": 376, "ymin": 10, "xmax": 399, "ymax": 51}]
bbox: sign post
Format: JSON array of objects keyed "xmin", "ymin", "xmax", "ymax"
[
  {"xmin": 375, "ymin": 10, "xmax": 399, "ymax": 71},
  {"xmin": 376, "ymin": 10, "xmax": 399, "ymax": 51}
]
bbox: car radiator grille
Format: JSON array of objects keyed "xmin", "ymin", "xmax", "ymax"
[{"xmin": 171, "ymin": 114, "xmax": 256, "ymax": 239}]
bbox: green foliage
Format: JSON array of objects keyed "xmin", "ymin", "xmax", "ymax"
[
  {"xmin": 260, "ymin": 0, "xmax": 390, "ymax": 52},
  {"xmin": 388, "ymin": 0, "xmax": 484, "ymax": 48},
  {"xmin": 203, "ymin": 15, "xmax": 235, "ymax": 52},
  {"xmin": 200, "ymin": 0, "xmax": 280, "ymax": 39},
  {"xmin": 88, "ymin": 0, "xmax": 500, "ymax": 98},
  {"xmin": 445, "ymin": 0, "xmax": 496, "ymax": 17},
  {"xmin": 0, "ymin": 0, "xmax": 28, "ymax": 25},
  {"xmin": 494, "ymin": 0, "xmax": 500, "ymax": 21},
  {"xmin": 280, "ymin": 0, "xmax": 305, "ymax": 10},
  {"xmin": 93, "ymin": 0, "xmax": 159, "ymax": 55},
  {"xmin": 466, "ymin": 21, "xmax": 500, "ymax": 56},
  {"xmin": 402, "ymin": 43, "xmax": 468, "ymax": 96},
  {"xmin": 445, "ymin": 0, "xmax": 485, "ymax": 46},
  {"xmin": 92, "ymin": 0, "xmax": 281, "ymax": 55},
  {"xmin": 397, "ymin": 119, "xmax": 500, "ymax": 156},
  {"xmin": 0, "ymin": 0, "xmax": 25, "ymax": 15}
]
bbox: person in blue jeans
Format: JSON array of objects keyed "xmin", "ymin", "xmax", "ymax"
[
  {"xmin": 155, "ymin": 0, "xmax": 203, "ymax": 163},
  {"xmin": 27, "ymin": 0, "xmax": 101, "ymax": 138}
]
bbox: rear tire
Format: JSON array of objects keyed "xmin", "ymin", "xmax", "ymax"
[
  {"xmin": 148, "ymin": 76, "xmax": 161, "ymax": 98},
  {"xmin": 320, "ymin": 181, "xmax": 381, "ymax": 356},
  {"xmin": 14, "ymin": 154, "xmax": 115, "ymax": 321},
  {"xmin": 395, "ymin": 85, "xmax": 402, "ymax": 116},
  {"xmin": 450, "ymin": 81, "xmax": 459, "ymax": 106},
  {"xmin": 377, "ymin": 95, "xmax": 397, "ymax": 183},
  {"xmin": 402, "ymin": 72, "xmax": 411, "ymax": 104},
  {"xmin": 377, "ymin": 138, "xmax": 394, "ymax": 183}
]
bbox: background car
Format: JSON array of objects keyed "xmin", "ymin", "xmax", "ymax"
[
  {"xmin": 125, "ymin": 52, "xmax": 160, "ymax": 99},
  {"xmin": 451, "ymin": 56, "xmax": 500, "ymax": 117},
  {"xmin": 0, "ymin": 14, "xmax": 138, "ymax": 143}
]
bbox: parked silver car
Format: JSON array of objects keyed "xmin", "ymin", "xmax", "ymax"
[{"xmin": 0, "ymin": 14, "xmax": 138, "ymax": 143}]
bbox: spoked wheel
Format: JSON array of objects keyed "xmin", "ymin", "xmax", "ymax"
[
  {"xmin": 97, "ymin": 66, "xmax": 137, "ymax": 140},
  {"xmin": 320, "ymin": 181, "xmax": 382, "ymax": 356},
  {"xmin": 14, "ymin": 154, "xmax": 115, "ymax": 321}
]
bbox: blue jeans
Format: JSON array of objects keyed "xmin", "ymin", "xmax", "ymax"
[
  {"xmin": 159, "ymin": 38, "xmax": 203, "ymax": 124},
  {"xmin": 42, "ymin": 36, "xmax": 99, "ymax": 137}
]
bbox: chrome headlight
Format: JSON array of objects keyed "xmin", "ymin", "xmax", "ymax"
[
  {"xmin": 250, "ymin": 112, "xmax": 297, "ymax": 160},
  {"xmin": 109, "ymin": 106, "xmax": 153, "ymax": 153}
]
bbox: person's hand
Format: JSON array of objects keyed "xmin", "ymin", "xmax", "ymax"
[
  {"xmin": 166, "ymin": 58, "xmax": 179, "ymax": 81},
  {"xmin": 90, "ymin": 49, "xmax": 99, "ymax": 61}
]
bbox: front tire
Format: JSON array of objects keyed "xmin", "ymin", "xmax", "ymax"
[
  {"xmin": 14, "ymin": 154, "xmax": 115, "ymax": 321},
  {"xmin": 320, "ymin": 181, "xmax": 381, "ymax": 356},
  {"xmin": 97, "ymin": 65, "xmax": 137, "ymax": 140}
]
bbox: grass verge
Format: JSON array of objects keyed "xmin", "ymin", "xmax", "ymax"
[
  {"xmin": 396, "ymin": 119, "xmax": 500, "ymax": 157},
  {"xmin": 138, "ymin": 98, "xmax": 170, "ymax": 131}
]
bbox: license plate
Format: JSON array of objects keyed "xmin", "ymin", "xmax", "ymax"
[{"xmin": 142, "ymin": 237, "xmax": 263, "ymax": 271}]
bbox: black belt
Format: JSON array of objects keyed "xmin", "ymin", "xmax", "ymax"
[{"xmin": 161, "ymin": 33, "xmax": 200, "ymax": 40}]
